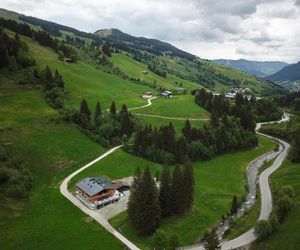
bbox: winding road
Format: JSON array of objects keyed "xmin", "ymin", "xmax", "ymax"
[{"xmin": 60, "ymin": 94, "xmax": 290, "ymax": 250}]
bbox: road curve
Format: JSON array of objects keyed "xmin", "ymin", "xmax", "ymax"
[
  {"xmin": 185, "ymin": 114, "xmax": 290, "ymax": 250},
  {"xmin": 128, "ymin": 96, "xmax": 157, "ymax": 111},
  {"xmin": 60, "ymin": 145, "xmax": 141, "ymax": 250}
]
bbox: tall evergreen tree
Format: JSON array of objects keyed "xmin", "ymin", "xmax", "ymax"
[
  {"xmin": 175, "ymin": 136, "xmax": 187, "ymax": 163},
  {"xmin": 230, "ymin": 195, "xmax": 239, "ymax": 215},
  {"xmin": 171, "ymin": 165, "xmax": 185, "ymax": 214},
  {"xmin": 182, "ymin": 156, "xmax": 194, "ymax": 210},
  {"xmin": 159, "ymin": 165, "xmax": 172, "ymax": 217},
  {"xmin": 94, "ymin": 101, "xmax": 102, "ymax": 125},
  {"xmin": 0, "ymin": 42, "xmax": 9, "ymax": 69},
  {"xmin": 131, "ymin": 166, "xmax": 161, "ymax": 235},
  {"xmin": 182, "ymin": 119, "xmax": 192, "ymax": 143},
  {"xmin": 110, "ymin": 100, "xmax": 117, "ymax": 115}
]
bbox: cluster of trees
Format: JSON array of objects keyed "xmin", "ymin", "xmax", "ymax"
[
  {"xmin": 0, "ymin": 29, "xmax": 35, "ymax": 70},
  {"xmin": 259, "ymin": 117, "xmax": 300, "ymax": 163},
  {"xmin": 0, "ymin": 146, "xmax": 33, "ymax": 199},
  {"xmin": 42, "ymin": 66, "xmax": 65, "ymax": 109},
  {"xmin": 277, "ymin": 92, "xmax": 300, "ymax": 112},
  {"xmin": 63, "ymin": 99, "xmax": 137, "ymax": 147},
  {"xmin": 133, "ymin": 117, "xmax": 257, "ymax": 164},
  {"xmin": 0, "ymin": 18, "xmax": 77, "ymax": 61},
  {"xmin": 65, "ymin": 35, "xmax": 86, "ymax": 46},
  {"xmin": 128, "ymin": 162, "xmax": 194, "ymax": 236},
  {"xmin": 194, "ymin": 89, "xmax": 282, "ymax": 132},
  {"xmin": 254, "ymin": 185, "xmax": 295, "ymax": 241},
  {"xmin": 147, "ymin": 58, "xmax": 167, "ymax": 78}
]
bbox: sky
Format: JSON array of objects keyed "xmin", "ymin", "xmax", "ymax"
[{"xmin": 1, "ymin": 0, "xmax": 300, "ymax": 63}]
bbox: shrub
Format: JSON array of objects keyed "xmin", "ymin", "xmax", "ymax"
[
  {"xmin": 254, "ymin": 220, "xmax": 272, "ymax": 241},
  {"xmin": 153, "ymin": 230, "xmax": 168, "ymax": 250},
  {"xmin": 276, "ymin": 195, "xmax": 293, "ymax": 223}
]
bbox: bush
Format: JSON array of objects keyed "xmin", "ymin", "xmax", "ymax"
[
  {"xmin": 278, "ymin": 185, "xmax": 295, "ymax": 199},
  {"xmin": 169, "ymin": 234, "xmax": 180, "ymax": 250},
  {"xmin": 276, "ymin": 194, "xmax": 293, "ymax": 223},
  {"xmin": 153, "ymin": 230, "xmax": 168, "ymax": 250},
  {"xmin": 254, "ymin": 220, "xmax": 272, "ymax": 241}
]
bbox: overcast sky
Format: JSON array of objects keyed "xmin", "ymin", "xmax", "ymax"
[{"xmin": 1, "ymin": 0, "xmax": 300, "ymax": 63}]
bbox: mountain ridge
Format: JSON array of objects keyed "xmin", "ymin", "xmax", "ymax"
[{"xmin": 213, "ymin": 58, "xmax": 288, "ymax": 77}]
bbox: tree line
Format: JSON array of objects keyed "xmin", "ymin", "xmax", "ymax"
[
  {"xmin": 128, "ymin": 159, "xmax": 194, "ymax": 237},
  {"xmin": 194, "ymin": 88, "xmax": 282, "ymax": 130},
  {"xmin": 0, "ymin": 29, "xmax": 35, "ymax": 70},
  {"xmin": 62, "ymin": 99, "xmax": 137, "ymax": 147},
  {"xmin": 0, "ymin": 18, "xmax": 77, "ymax": 62},
  {"xmin": 132, "ymin": 116, "xmax": 257, "ymax": 164}
]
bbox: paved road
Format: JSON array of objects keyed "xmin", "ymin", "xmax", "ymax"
[
  {"xmin": 185, "ymin": 114, "xmax": 290, "ymax": 250},
  {"xmin": 60, "ymin": 146, "xmax": 141, "ymax": 250},
  {"xmin": 60, "ymin": 110, "xmax": 290, "ymax": 250}
]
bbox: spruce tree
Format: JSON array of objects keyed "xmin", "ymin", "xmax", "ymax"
[
  {"xmin": 182, "ymin": 119, "xmax": 192, "ymax": 143},
  {"xmin": 230, "ymin": 195, "xmax": 239, "ymax": 215},
  {"xmin": 135, "ymin": 167, "xmax": 161, "ymax": 235},
  {"xmin": 175, "ymin": 136, "xmax": 187, "ymax": 163},
  {"xmin": 183, "ymin": 156, "xmax": 194, "ymax": 210},
  {"xmin": 110, "ymin": 100, "xmax": 117, "ymax": 115},
  {"xmin": 0, "ymin": 43, "xmax": 9, "ymax": 69},
  {"xmin": 94, "ymin": 101, "xmax": 102, "ymax": 125},
  {"xmin": 128, "ymin": 167, "xmax": 142, "ymax": 229},
  {"xmin": 159, "ymin": 165, "xmax": 172, "ymax": 217},
  {"xmin": 171, "ymin": 165, "xmax": 184, "ymax": 214}
]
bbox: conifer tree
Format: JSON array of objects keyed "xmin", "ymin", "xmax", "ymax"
[
  {"xmin": 110, "ymin": 100, "xmax": 117, "ymax": 115},
  {"xmin": 230, "ymin": 195, "xmax": 239, "ymax": 215},
  {"xmin": 159, "ymin": 165, "xmax": 172, "ymax": 217},
  {"xmin": 128, "ymin": 167, "xmax": 142, "ymax": 229},
  {"xmin": 94, "ymin": 101, "xmax": 102, "ymax": 125},
  {"xmin": 182, "ymin": 119, "xmax": 192, "ymax": 143},
  {"xmin": 183, "ymin": 156, "xmax": 194, "ymax": 210},
  {"xmin": 171, "ymin": 165, "xmax": 185, "ymax": 214},
  {"xmin": 130, "ymin": 166, "xmax": 161, "ymax": 235},
  {"xmin": 175, "ymin": 136, "xmax": 187, "ymax": 163}
]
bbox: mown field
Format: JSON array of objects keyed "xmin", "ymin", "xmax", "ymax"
[
  {"xmin": 110, "ymin": 136, "xmax": 275, "ymax": 249},
  {"xmin": 251, "ymin": 160, "xmax": 300, "ymax": 250},
  {"xmin": 132, "ymin": 95, "xmax": 209, "ymax": 119},
  {"xmin": 0, "ymin": 85, "xmax": 123, "ymax": 249}
]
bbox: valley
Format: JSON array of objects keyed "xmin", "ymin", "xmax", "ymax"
[{"xmin": 0, "ymin": 6, "xmax": 299, "ymax": 250}]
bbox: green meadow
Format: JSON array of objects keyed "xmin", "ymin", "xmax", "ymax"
[{"xmin": 110, "ymin": 136, "xmax": 275, "ymax": 249}]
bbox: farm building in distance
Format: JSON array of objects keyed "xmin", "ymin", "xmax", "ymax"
[
  {"xmin": 160, "ymin": 90, "xmax": 172, "ymax": 98},
  {"xmin": 142, "ymin": 91, "xmax": 153, "ymax": 98}
]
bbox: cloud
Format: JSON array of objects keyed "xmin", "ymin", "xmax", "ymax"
[{"xmin": 0, "ymin": 0, "xmax": 299, "ymax": 63}]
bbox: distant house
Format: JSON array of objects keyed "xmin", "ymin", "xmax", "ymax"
[
  {"xmin": 142, "ymin": 91, "xmax": 152, "ymax": 99},
  {"xmin": 225, "ymin": 92, "xmax": 236, "ymax": 98},
  {"xmin": 142, "ymin": 70, "xmax": 148, "ymax": 74},
  {"xmin": 175, "ymin": 87, "xmax": 186, "ymax": 94},
  {"xmin": 160, "ymin": 90, "xmax": 172, "ymax": 98},
  {"xmin": 64, "ymin": 57, "xmax": 73, "ymax": 63},
  {"xmin": 76, "ymin": 176, "xmax": 115, "ymax": 203}
]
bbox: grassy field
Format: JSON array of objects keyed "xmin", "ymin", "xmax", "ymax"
[
  {"xmin": 111, "ymin": 53, "xmax": 200, "ymax": 91},
  {"xmin": 133, "ymin": 95, "xmax": 209, "ymax": 119},
  {"xmin": 110, "ymin": 136, "xmax": 275, "ymax": 249},
  {"xmin": 20, "ymin": 35, "xmax": 152, "ymax": 110},
  {"xmin": 0, "ymin": 85, "xmax": 124, "ymax": 249},
  {"xmin": 251, "ymin": 161, "xmax": 300, "ymax": 250},
  {"xmin": 69, "ymin": 148, "xmax": 162, "ymax": 190}
]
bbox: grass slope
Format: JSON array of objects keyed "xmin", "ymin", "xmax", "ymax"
[
  {"xmin": 110, "ymin": 136, "xmax": 275, "ymax": 249},
  {"xmin": 0, "ymin": 84, "xmax": 123, "ymax": 249},
  {"xmin": 251, "ymin": 161, "xmax": 300, "ymax": 250}
]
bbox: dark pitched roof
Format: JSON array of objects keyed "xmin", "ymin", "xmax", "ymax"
[
  {"xmin": 112, "ymin": 180, "xmax": 130, "ymax": 190},
  {"xmin": 76, "ymin": 176, "xmax": 114, "ymax": 197}
]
